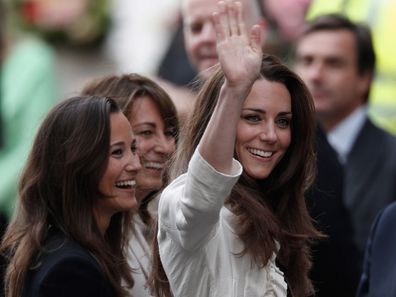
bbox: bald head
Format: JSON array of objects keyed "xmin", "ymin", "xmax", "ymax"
[{"xmin": 181, "ymin": 0, "xmax": 262, "ymax": 79}]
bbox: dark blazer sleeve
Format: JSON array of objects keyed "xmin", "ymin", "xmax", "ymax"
[
  {"xmin": 37, "ymin": 254, "xmax": 112, "ymax": 297},
  {"xmin": 356, "ymin": 202, "xmax": 396, "ymax": 297},
  {"xmin": 355, "ymin": 211, "xmax": 379, "ymax": 297}
]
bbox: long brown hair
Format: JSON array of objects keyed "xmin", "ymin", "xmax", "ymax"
[
  {"xmin": 150, "ymin": 55, "xmax": 321, "ymax": 297},
  {"xmin": 0, "ymin": 96, "xmax": 134, "ymax": 297},
  {"xmin": 82, "ymin": 74, "xmax": 179, "ymax": 227}
]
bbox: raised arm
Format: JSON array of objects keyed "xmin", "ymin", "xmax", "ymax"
[{"xmin": 199, "ymin": 0, "xmax": 264, "ymax": 174}]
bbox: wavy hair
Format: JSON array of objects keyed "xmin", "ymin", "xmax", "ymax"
[
  {"xmin": 0, "ymin": 96, "xmax": 134, "ymax": 297},
  {"xmin": 150, "ymin": 54, "xmax": 321, "ymax": 297}
]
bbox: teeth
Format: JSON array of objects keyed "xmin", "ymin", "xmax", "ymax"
[
  {"xmin": 115, "ymin": 180, "xmax": 136, "ymax": 187},
  {"xmin": 249, "ymin": 148, "xmax": 273, "ymax": 158},
  {"xmin": 143, "ymin": 162, "xmax": 164, "ymax": 169}
]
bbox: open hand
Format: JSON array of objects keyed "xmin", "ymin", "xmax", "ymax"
[{"xmin": 212, "ymin": 1, "xmax": 264, "ymax": 89}]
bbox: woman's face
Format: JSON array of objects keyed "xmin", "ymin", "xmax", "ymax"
[
  {"xmin": 130, "ymin": 96, "xmax": 176, "ymax": 196},
  {"xmin": 96, "ymin": 112, "xmax": 141, "ymax": 219},
  {"xmin": 236, "ymin": 78, "xmax": 292, "ymax": 179}
]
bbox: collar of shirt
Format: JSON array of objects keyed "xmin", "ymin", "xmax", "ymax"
[{"xmin": 327, "ymin": 106, "xmax": 367, "ymax": 164}]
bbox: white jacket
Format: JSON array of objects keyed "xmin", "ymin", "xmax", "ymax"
[{"xmin": 158, "ymin": 149, "xmax": 287, "ymax": 297}]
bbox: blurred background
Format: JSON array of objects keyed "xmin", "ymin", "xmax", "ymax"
[{"xmin": 1, "ymin": 0, "xmax": 183, "ymax": 98}]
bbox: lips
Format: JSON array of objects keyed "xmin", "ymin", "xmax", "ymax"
[
  {"xmin": 143, "ymin": 161, "xmax": 165, "ymax": 170},
  {"xmin": 248, "ymin": 148, "xmax": 274, "ymax": 158},
  {"xmin": 115, "ymin": 179, "xmax": 136, "ymax": 189}
]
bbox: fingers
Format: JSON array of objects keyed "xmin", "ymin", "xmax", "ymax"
[
  {"xmin": 236, "ymin": 2, "xmax": 247, "ymax": 37},
  {"xmin": 250, "ymin": 24, "xmax": 264, "ymax": 52},
  {"xmin": 212, "ymin": 2, "xmax": 226, "ymax": 41},
  {"xmin": 212, "ymin": 1, "xmax": 245, "ymax": 39},
  {"xmin": 228, "ymin": 2, "xmax": 238, "ymax": 36}
]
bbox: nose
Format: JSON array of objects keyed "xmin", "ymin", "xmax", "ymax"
[
  {"xmin": 126, "ymin": 151, "xmax": 142, "ymax": 172},
  {"xmin": 154, "ymin": 133, "xmax": 176, "ymax": 156},
  {"xmin": 259, "ymin": 123, "xmax": 277, "ymax": 144},
  {"xmin": 307, "ymin": 62, "xmax": 324, "ymax": 84},
  {"xmin": 199, "ymin": 22, "xmax": 216, "ymax": 43}
]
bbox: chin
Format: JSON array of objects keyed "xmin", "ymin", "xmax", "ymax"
[{"xmin": 138, "ymin": 180, "xmax": 163, "ymax": 193}]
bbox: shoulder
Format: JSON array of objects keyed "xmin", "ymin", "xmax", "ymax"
[
  {"xmin": 367, "ymin": 202, "xmax": 396, "ymax": 254},
  {"xmin": 374, "ymin": 202, "xmax": 396, "ymax": 234},
  {"xmin": 23, "ymin": 233, "xmax": 113, "ymax": 297},
  {"xmin": 365, "ymin": 119, "xmax": 396, "ymax": 144}
]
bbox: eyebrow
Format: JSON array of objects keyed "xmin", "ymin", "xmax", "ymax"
[
  {"xmin": 110, "ymin": 141, "xmax": 126, "ymax": 147},
  {"xmin": 133, "ymin": 122, "xmax": 156, "ymax": 128},
  {"xmin": 242, "ymin": 108, "xmax": 292, "ymax": 116}
]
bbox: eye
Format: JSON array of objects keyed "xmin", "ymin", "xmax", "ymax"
[
  {"xmin": 111, "ymin": 148, "xmax": 123, "ymax": 157},
  {"xmin": 296, "ymin": 55, "xmax": 313, "ymax": 67},
  {"xmin": 138, "ymin": 130, "xmax": 153, "ymax": 137},
  {"xmin": 189, "ymin": 21, "xmax": 203, "ymax": 34},
  {"xmin": 242, "ymin": 114, "xmax": 261, "ymax": 123},
  {"xmin": 276, "ymin": 118, "xmax": 291, "ymax": 129}
]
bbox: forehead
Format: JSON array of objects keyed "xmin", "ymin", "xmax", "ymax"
[
  {"xmin": 297, "ymin": 29, "xmax": 357, "ymax": 60},
  {"xmin": 130, "ymin": 96, "xmax": 164, "ymax": 123},
  {"xmin": 182, "ymin": 0, "xmax": 253, "ymax": 23},
  {"xmin": 244, "ymin": 79, "xmax": 291, "ymax": 111},
  {"xmin": 110, "ymin": 112, "xmax": 132, "ymax": 143}
]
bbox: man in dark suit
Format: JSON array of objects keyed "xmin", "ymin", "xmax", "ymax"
[
  {"xmin": 294, "ymin": 14, "xmax": 396, "ymax": 263},
  {"xmin": 357, "ymin": 201, "xmax": 396, "ymax": 297}
]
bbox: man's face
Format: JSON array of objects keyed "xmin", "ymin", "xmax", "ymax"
[
  {"xmin": 294, "ymin": 29, "xmax": 370, "ymax": 130},
  {"xmin": 182, "ymin": 0, "xmax": 221, "ymax": 80},
  {"xmin": 182, "ymin": 0, "xmax": 258, "ymax": 80}
]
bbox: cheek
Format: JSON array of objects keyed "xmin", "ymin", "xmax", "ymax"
[
  {"xmin": 168, "ymin": 139, "xmax": 177, "ymax": 154},
  {"xmin": 136, "ymin": 139, "xmax": 152, "ymax": 155},
  {"xmin": 98, "ymin": 172, "xmax": 112, "ymax": 194},
  {"xmin": 185, "ymin": 36, "xmax": 197, "ymax": 55},
  {"xmin": 279, "ymin": 130, "xmax": 292, "ymax": 150}
]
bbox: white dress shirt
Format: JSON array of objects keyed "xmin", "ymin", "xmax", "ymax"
[{"xmin": 327, "ymin": 106, "xmax": 367, "ymax": 164}]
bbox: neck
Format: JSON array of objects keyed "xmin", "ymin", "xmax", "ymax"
[{"xmin": 93, "ymin": 209, "xmax": 110, "ymax": 236}]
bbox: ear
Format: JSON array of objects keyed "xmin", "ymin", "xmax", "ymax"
[{"xmin": 357, "ymin": 71, "xmax": 373, "ymax": 100}]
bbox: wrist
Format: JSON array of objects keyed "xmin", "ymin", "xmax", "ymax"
[{"xmin": 221, "ymin": 79, "xmax": 255, "ymax": 99}]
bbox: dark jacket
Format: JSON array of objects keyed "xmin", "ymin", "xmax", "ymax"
[
  {"xmin": 307, "ymin": 126, "xmax": 360, "ymax": 297},
  {"xmin": 22, "ymin": 230, "xmax": 114, "ymax": 297},
  {"xmin": 356, "ymin": 202, "xmax": 396, "ymax": 297},
  {"xmin": 345, "ymin": 118, "xmax": 396, "ymax": 258}
]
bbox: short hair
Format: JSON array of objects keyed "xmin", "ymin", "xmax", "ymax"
[{"xmin": 299, "ymin": 13, "xmax": 376, "ymax": 101}]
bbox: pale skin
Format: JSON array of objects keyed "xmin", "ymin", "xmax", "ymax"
[{"xmin": 198, "ymin": 1, "xmax": 264, "ymax": 174}]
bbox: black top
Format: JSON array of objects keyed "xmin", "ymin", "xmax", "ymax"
[
  {"xmin": 22, "ymin": 230, "xmax": 114, "ymax": 297},
  {"xmin": 357, "ymin": 201, "xmax": 396, "ymax": 297}
]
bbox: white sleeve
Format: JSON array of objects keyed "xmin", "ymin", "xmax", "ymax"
[{"xmin": 158, "ymin": 148, "xmax": 242, "ymax": 250}]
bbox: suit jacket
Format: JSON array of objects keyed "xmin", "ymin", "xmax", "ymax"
[
  {"xmin": 356, "ymin": 202, "xmax": 396, "ymax": 297},
  {"xmin": 345, "ymin": 118, "xmax": 396, "ymax": 258},
  {"xmin": 307, "ymin": 126, "xmax": 360, "ymax": 297},
  {"xmin": 22, "ymin": 230, "xmax": 114, "ymax": 297}
]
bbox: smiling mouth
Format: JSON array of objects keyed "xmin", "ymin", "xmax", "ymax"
[
  {"xmin": 115, "ymin": 180, "xmax": 136, "ymax": 189},
  {"xmin": 248, "ymin": 148, "xmax": 274, "ymax": 158},
  {"xmin": 143, "ymin": 162, "xmax": 165, "ymax": 170}
]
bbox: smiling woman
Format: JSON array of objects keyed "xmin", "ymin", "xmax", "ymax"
[
  {"xmin": 150, "ymin": 2, "xmax": 321, "ymax": 297},
  {"xmin": 0, "ymin": 96, "xmax": 140, "ymax": 297},
  {"xmin": 82, "ymin": 73, "xmax": 179, "ymax": 297},
  {"xmin": 95, "ymin": 111, "xmax": 141, "ymax": 234}
]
